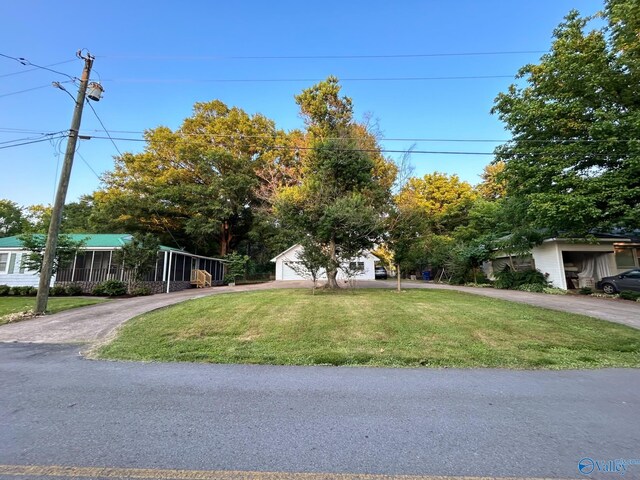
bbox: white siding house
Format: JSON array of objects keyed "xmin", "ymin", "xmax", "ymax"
[
  {"xmin": 271, "ymin": 244, "xmax": 379, "ymax": 281},
  {"xmin": 0, "ymin": 251, "xmax": 42, "ymax": 287},
  {"xmin": 485, "ymin": 235, "xmax": 636, "ymax": 290}
]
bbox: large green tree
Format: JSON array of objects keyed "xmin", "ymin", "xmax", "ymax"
[
  {"xmin": 492, "ymin": 3, "xmax": 640, "ymax": 235},
  {"xmin": 92, "ymin": 100, "xmax": 297, "ymax": 257},
  {"xmin": 276, "ymin": 77, "xmax": 395, "ymax": 289}
]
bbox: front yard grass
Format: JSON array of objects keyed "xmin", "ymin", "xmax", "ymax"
[
  {"xmin": 97, "ymin": 289, "xmax": 640, "ymax": 369},
  {"xmin": 0, "ymin": 297, "xmax": 107, "ymax": 326}
]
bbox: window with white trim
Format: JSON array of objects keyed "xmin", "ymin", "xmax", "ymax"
[{"xmin": 349, "ymin": 261, "xmax": 365, "ymax": 272}]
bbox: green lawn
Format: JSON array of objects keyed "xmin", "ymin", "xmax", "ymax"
[
  {"xmin": 97, "ymin": 289, "xmax": 640, "ymax": 369},
  {"xmin": 0, "ymin": 297, "xmax": 107, "ymax": 325}
]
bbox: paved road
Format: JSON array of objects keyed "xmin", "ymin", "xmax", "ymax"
[
  {"xmin": 1, "ymin": 343, "xmax": 639, "ymax": 479},
  {"xmin": 1, "ymin": 280, "xmax": 638, "ymax": 345}
]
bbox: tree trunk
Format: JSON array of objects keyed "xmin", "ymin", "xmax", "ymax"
[
  {"xmin": 396, "ymin": 263, "xmax": 401, "ymax": 292},
  {"xmin": 220, "ymin": 221, "xmax": 232, "ymax": 257},
  {"xmin": 326, "ymin": 236, "xmax": 340, "ymax": 289}
]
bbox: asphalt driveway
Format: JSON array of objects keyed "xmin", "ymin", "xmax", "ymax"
[{"xmin": 0, "ymin": 280, "xmax": 637, "ymax": 344}]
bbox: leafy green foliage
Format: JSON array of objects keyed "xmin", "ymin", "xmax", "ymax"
[
  {"xmin": 492, "ymin": 5, "xmax": 640, "ymax": 235},
  {"xmin": 494, "ymin": 268, "xmax": 549, "ymax": 290},
  {"xmin": 49, "ymin": 285, "xmax": 68, "ymax": 296},
  {"xmin": 17, "ymin": 234, "xmax": 86, "ymax": 276},
  {"xmin": 130, "ymin": 285, "xmax": 152, "ymax": 296},
  {"xmin": 277, "ymin": 78, "xmax": 394, "ymax": 288},
  {"xmin": 115, "ymin": 234, "xmax": 160, "ymax": 289},
  {"xmin": 290, "ymin": 240, "xmax": 330, "ymax": 290},
  {"xmin": 92, "ymin": 280, "xmax": 127, "ymax": 297},
  {"xmin": 0, "ymin": 285, "xmax": 10, "ymax": 296},
  {"xmin": 223, "ymin": 251, "xmax": 249, "ymax": 284},
  {"xmin": 65, "ymin": 283, "xmax": 84, "ymax": 296},
  {"xmin": 619, "ymin": 290, "xmax": 640, "ymax": 301},
  {"xmin": 446, "ymin": 242, "xmax": 492, "ymax": 284},
  {"xmin": 10, "ymin": 286, "xmax": 36, "ymax": 296},
  {"xmin": 0, "ymin": 199, "xmax": 27, "ymax": 237}
]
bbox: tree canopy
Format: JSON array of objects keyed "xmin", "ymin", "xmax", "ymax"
[
  {"xmin": 492, "ymin": 2, "xmax": 640, "ymax": 235},
  {"xmin": 277, "ymin": 77, "xmax": 396, "ymax": 288}
]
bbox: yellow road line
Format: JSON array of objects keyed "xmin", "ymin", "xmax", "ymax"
[{"xmin": 0, "ymin": 465, "xmax": 576, "ymax": 480}]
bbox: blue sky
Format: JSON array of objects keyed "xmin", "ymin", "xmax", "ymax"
[{"xmin": 0, "ymin": 0, "xmax": 604, "ymax": 207}]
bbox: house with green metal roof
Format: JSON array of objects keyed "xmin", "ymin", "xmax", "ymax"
[{"xmin": 0, "ymin": 234, "xmax": 225, "ymax": 294}]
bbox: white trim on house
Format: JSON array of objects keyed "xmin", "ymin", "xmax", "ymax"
[
  {"xmin": 271, "ymin": 244, "xmax": 380, "ymax": 281},
  {"xmin": 485, "ymin": 237, "xmax": 636, "ymax": 290}
]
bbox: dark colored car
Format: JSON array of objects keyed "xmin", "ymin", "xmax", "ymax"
[
  {"xmin": 597, "ymin": 268, "xmax": 640, "ymax": 294},
  {"xmin": 375, "ymin": 266, "xmax": 387, "ymax": 280}
]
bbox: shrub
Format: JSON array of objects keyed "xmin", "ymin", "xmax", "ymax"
[
  {"xmin": 50, "ymin": 285, "xmax": 68, "ymax": 296},
  {"xmin": 578, "ymin": 287, "xmax": 593, "ymax": 295},
  {"xmin": 619, "ymin": 290, "xmax": 640, "ymax": 301},
  {"xmin": 0, "ymin": 285, "xmax": 10, "ymax": 296},
  {"xmin": 494, "ymin": 267, "xmax": 549, "ymax": 290},
  {"xmin": 514, "ymin": 283, "xmax": 545, "ymax": 293},
  {"xmin": 65, "ymin": 283, "xmax": 84, "ymax": 296},
  {"xmin": 10, "ymin": 286, "xmax": 36, "ymax": 296},
  {"xmin": 543, "ymin": 287, "xmax": 568, "ymax": 295},
  {"xmin": 130, "ymin": 285, "xmax": 152, "ymax": 296},
  {"xmin": 92, "ymin": 280, "xmax": 127, "ymax": 297}
]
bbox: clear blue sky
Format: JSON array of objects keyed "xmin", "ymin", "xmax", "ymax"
[{"xmin": 0, "ymin": 0, "xmax": 604, "ymax": 207}]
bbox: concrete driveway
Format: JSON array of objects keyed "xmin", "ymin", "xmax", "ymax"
[
  {"xmin": 0, "ymin": 282, "xmax": 308, "ymax": 344},
  {"xmin": 0, "ymin": 279, "xmax": 637, "ymax": 344}
]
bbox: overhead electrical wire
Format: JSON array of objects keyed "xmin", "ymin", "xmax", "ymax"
[
  {"xmin": 0, "ymin": 58, "xmax": 76, "ymax": 79},
  {"xmin": 84, "ymin": 102, "xmax": 183, "ymax": 249},
  {"xmin": 82, "ymin": 135, "xmax": 627, "ymax": 158},
  {"xmin": 2, "ymin": 126, "xmax": 637, "ymax": 147},
  {"xmin": 0, "ymin": 134, "xmax": 67, "ymax": 150},
  {"xmin": 0, "ymin": 80, "xmax": 73, "ymax": 99},
  {"xmin": 85, "ymin": 99, "xmax": 123, "ymax": 156},
  {"xmin": 101, "ymin": 50, "xmax": 548, "ymax": 61},
  {"xmin": 0, "ymin": 53, "xmax": 77, "ymax": 81},
  {"xmin": 101, "ymin": 74, "xmax": 516, "ymax": 84},
  {"xmin": 76, "ymin": 151, "xmax": 102, "ymax": 180}
]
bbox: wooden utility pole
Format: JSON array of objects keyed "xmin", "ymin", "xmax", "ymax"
[{"xmin": 35, "ymin": 52, "xmax": 94, "ymax": 314}]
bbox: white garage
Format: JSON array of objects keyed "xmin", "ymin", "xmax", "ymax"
[{"xmin": 271, "ymin": 244, "xmax": 379, "ymax": 281}]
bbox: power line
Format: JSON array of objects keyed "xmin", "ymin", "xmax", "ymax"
[
  {"xmin": 0, "ymin": 59, "xmax": 76, "ymax": 78},
  {"xmin": 103, "ymin": 74, "xmax": 516, "ymax": 84},
  {"xmin": 0, "ymin": 134, "xmax": 67, "ymax": 150},
  {"xmin": 0, "ymin": 53, "xmax": 77, "ymax": 81},
  {"xmin": 83, "ymin": 104, "xmax": 183, "ymax": 249},
  {"xmin": 81, "ymin": 134, "xmax": 634, "ymax": 158},
  {"xmin": 76, "ymin": 151, "xmax": 102, "ymax": 180},
  {"xmin": 0, "ymin": 80, "xmax": 73, "ymax": 99},
  {"xmin": 2, "ymin": 126, "xmax": 639, "ymax": 146},
  {"xmin": 102, "ymin": 50, "xmax": 548, "ymax": 61},
  {"xmin": 85, "ymin": 99, "xmax": 122, "ymax": 156}
]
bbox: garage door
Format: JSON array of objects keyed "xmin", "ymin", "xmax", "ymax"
[{"xmin": 282, "ymin": 261, "xmax": 302, "ymax": 280}]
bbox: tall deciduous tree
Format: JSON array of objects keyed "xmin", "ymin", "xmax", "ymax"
[
  {"xmin": 492, "ymin": 3, "xmax": 640, "ymax": 235},
  {"xmin": 0, "ymin": 200, "xmax": 26, "ymax": 237},
  {"xmin": 277, "ymin": 77, "xmax": 395, "ymax": 289},
  {"xmin": 395, "ymin": 172, "xmax": 478, "ymax": 235},
  {"xmin": 93, "ymin": 100, "xmax": 294, "ymax": 256}
]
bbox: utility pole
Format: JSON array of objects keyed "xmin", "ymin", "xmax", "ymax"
[{"xmin": 35, "ymin": 51, "xmax": 95, "ymax": 314}]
